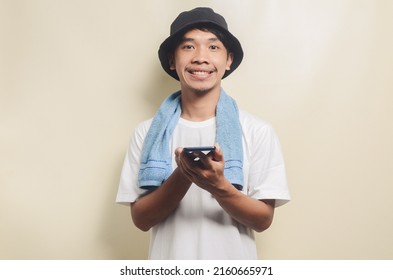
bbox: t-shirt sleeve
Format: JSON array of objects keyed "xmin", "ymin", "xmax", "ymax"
[
  {"xmin": 247, "ymin": 120, "xmax": 290, "ymax": 207},
  {"xmin": 116, "ymin": 120, "xmax": 151, "ymax": 205}
]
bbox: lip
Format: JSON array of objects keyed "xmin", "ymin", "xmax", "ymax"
[{"xmin": 187, "ymin": 68, "xmax": 215, "ymax": 80}]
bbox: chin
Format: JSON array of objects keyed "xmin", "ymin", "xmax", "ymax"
[
  {"xmin": 187, "ymin": 81, "xmax": 220, "ymax": 95},
  {"xmin": 192, "ymin": 87, "xmax": 213, "ymax": 95}
]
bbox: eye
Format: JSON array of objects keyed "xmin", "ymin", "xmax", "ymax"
[
  {"xmin": 209, "ymin": 45, "xmax": 219, "ymax": 51},
  {"xmin": 182, "ymin": 44, "xmax": 194, "ymax": 50}
]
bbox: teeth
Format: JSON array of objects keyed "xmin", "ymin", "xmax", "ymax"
[{"xmin": 192, "ymin": 71, "xmax": 209, "ymax": 76}]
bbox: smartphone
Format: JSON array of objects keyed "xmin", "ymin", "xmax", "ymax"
[
  {"xmin": 183, "ymin": 146, "xmax": 216, "ymax": 153},
  {"xmin": 183, "ymin": 146, "xmax": 215, "ymax": 162}
]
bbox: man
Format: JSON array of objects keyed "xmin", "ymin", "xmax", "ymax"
[{"xmin": 116, "ymin": 7, "xmax": 290, "ymax": 259}]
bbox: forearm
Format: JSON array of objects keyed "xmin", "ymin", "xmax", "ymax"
[
  {"xmin": 211, "ymin": 180, "xmax": 275, "ymax": 232},
  {"xmin": 131, "ymin": 168, "xmax": 192, "ymax": 231}
]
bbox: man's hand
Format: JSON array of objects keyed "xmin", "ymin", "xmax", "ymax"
[{"xmin": 175, "ymin": 144, "xmax": 227, "ymax": 194}]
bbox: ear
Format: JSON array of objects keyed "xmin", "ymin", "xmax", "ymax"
[
  {"xmin": 226, "ymin": 52, "xmax": 234, "ymax": 70},
  {"xmin": 168, "ymin": 54, "xmax": 176, "ymax": 70}
]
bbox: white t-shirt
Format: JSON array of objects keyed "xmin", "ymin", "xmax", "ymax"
[{"xmin": 116, "ymin": 110, "xmax": 290, "ymax": 259}]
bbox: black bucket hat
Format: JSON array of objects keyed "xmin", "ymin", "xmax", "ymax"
[{"xmin": 158, "ymin": 7, "xmax": 244, "ymax": 80}]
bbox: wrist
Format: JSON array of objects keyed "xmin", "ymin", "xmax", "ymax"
[
  {"xmin": 173, "ymin": 167, "xmax": 192, "ymax": 186},
  {"xmin": 209, "ymin": 178, "xmax": 235, "ymax": 198}
]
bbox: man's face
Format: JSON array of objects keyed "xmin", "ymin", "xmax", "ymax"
[{"xmin": 170, "ymin": 29, "xmax": 233, "ymax": 94}]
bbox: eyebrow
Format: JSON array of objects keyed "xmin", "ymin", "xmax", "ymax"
[{"xmin": 181, "ymin": 37, "xmax": 220, "ymax": 43}]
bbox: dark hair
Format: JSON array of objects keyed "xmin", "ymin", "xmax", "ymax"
[{"xmin": 167, "ymin": 23, "xmax": 232, "ymax": 56}]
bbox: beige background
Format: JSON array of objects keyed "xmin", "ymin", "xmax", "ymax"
[{"xmin": 1, "ymin": 0, "xmax": 392, "ymax": 259}]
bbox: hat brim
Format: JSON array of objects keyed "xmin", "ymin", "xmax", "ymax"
[{"xmin": 158, "ymin": 21, "xmax": 243, "ymax": 80}]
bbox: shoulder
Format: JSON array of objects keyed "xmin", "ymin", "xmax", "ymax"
[
  {"xmin": 128, "ymin": 118, "xmax": 153, "ymax": 150},
  {"xmin": 135, "ymin": 118, "xmax": 153, "ymax": 130},
  {"xmin": 134, "ymin": 118, "xmax": 153, "ymax": 136},
  {"xmin": 239, "ymin": 110, "xmax": 273, "ymax": 136}
]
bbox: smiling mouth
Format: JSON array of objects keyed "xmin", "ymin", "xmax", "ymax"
[{"xmin": 188, "ymin": 70, "xmax": 214, "ymax": 77}]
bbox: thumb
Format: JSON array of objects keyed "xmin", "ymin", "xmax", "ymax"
[{"xmin": 213, "ymin": 143, "xmax": 224, "ymax": 162}]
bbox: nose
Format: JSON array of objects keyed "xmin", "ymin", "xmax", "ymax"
[{"xmin": 192, "ymin": 48, "xmax": 209, "ymax": 64}]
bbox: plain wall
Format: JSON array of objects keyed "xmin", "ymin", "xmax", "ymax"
[{"xmin": 1, "ymin": 0, "xmax": 392, "ymax": 259}]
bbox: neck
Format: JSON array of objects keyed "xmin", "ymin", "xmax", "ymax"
[{"xmin": 180, "ymin": 87, "xmax": 221, "ymax": 122}]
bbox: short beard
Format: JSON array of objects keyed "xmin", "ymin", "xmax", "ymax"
[
  {"xmin": 188, "ymin": 84, "xmax": 217, "ymax": 96},
  {"xmin": 192, "ymin": 87, "xmax": 211, "ymax": 95}
]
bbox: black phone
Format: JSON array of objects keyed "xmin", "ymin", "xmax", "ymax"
[{"xmin": 183, "ymin": 146, "xmax": 216, "ymax": 153}]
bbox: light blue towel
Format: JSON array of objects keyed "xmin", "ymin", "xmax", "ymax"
[{"xmin": 138, "ymin": 89, "xmax": 243, "ymax": 190}]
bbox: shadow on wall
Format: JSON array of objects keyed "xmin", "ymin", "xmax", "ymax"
[{"xmin": 99, "ymin": 64, "xmax": 179, "ymax": 259}]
